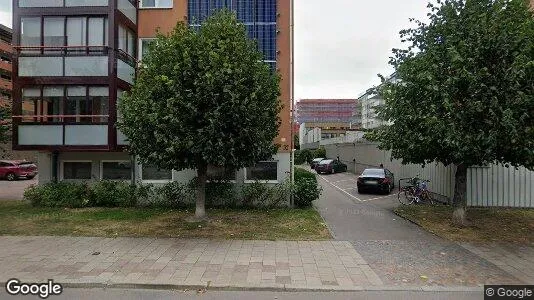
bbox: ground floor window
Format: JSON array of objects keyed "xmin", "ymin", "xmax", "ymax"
[
  {"xmin": 141, "ymin": 164, "xmax": 172, "ymax": 181},
  {"xmin": 101, "ymin": 161, "xmax": 131, "ymax": 180},
  {"xmin": 207, "ymin": 165, "xmax": 236, "ymax": 181},
  {"xmin": 245, "ymin": 161, "xmax": 278, "ymax": 182},
  {"xmin": 62, "ymin": 161, "xmax": 92, "ymax": 180}
]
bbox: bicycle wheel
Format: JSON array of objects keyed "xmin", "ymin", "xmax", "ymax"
[
  {"xmin": 421, "ymin": 191, "xmax": 434, "ymax": 205},
  {"xmin": 398, "ymin": 189, "xmax": 415, "ymax": 205}
]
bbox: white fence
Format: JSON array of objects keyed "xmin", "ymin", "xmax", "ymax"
[{"xmin": 324, "ymin": 142, "xmax": 534, "ymax": 208}]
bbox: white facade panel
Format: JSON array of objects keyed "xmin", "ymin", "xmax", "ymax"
[
  {"xmin": 64, "ymin": 125, "xmax": 108, "ymax": 145},
  {"xmin": 18, "ymin": 125, "xmax": 63, "ymax": 145}
]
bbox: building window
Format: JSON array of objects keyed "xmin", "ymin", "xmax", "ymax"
[
  {"xmin": 141, "ymin": 164, "xmax": 172, "ymax": 181},
  {"xmin": 62, "ymin": 161, "xmax": 92, "ymax": 180},
  {"xmin": 140, "ymin": 0, "xmax": 173, "ymax": 8},
  {"xmin": 118, "ymin": 25, "xmax": 135, "ymax": 57},
  {"xmin": 138, "ymin": 38, "xmax": 156, "ymax": 60},
  {"xmin": 21, "ymin": 88, "xmax": 40, "ymax": 122},
  {"xmin": 20, "ymin": 17, "xmax": 41, "ymax": 49},
  {"xmin": 207, "ymin": 166, "xmax": 236, "ymax": 181},
  {"xmin": 42, "ymin": 86, "xmax": 63, "ymax": 122},
  {"xmin": 102, "ymin": 161, "xmax": 132, "ymax": 180},
  {"xmin": 245, "ymin": 161, "xmax": 278, "ymax": 182},
  {"xmin": 67, "ymin": 17, "xmax": 108, "ymax": 52},
  {"xmin": 21, "ymin": 86, "xmax": 108, "ymax": 123},
  {"xmin": 89, "ymin": 87, "xmax": 109, "ymax": 123}
]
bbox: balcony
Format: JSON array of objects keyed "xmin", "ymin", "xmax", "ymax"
[
  {"xmin": 0, "ymin": 77, "xmax": 11, "ymax": 91},
  {"xmin": 0, "ymin": 42, "xmax": 12, "ymax": 55},
  {"xmin": 0, "ymin": 60, "xmax": 11, "ymax": 73},
  {"xmin": 18, "ymin": 0, "xmax": 109, "ymax": 7},
  {"xmin": 16, "ymin": 46, "xmax": 110, "ymax": 77},
  {"xmin": 15, "ymin": 46, "xmax": 136, "ymax": 82}
]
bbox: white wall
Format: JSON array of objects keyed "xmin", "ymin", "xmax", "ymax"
[{"xmin": 324, "ymin": 142, "xmax": 534, "ymax": 208}]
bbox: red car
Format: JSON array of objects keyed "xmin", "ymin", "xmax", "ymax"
[{"xmin": 0, "ymin": 160, "xmax": 38, "ymax": 181}]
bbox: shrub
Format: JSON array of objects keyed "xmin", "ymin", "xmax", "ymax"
[
  {"xmin": 24, "ymin": 181, "xmax": 91, "ymax": 208},
  {"xmin": 313, "ymin": 147, "xmax": 326, "ymax": 159},
  {"xmin": 294, "ymin": 167, "xmax": 317, "ymax": 184},
  {"xmin": 206, "ymin": 181, "xmax": 238, "ymax": 208},
  {"xmin": 90, "ymin": 180, "xmax": 138, "ymax": 207},
  {"xmin": 297, "ymin": 149, "xmax": 313, "ymax": 164},
  {"xmin": 292, "ymin": 168, "xmax": 322, "ymax": 208},
  {"xmin": 241, "ymin": 180, "xmax": 290, "ymax": 208},
  {"xmin": 150, "ymin": 181, "xmax": 195, "ymax": 208}
]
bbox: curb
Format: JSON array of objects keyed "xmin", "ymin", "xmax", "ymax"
[{"xmin": 1, "ymin": 281, "xmax": 484, "ymax": 293}]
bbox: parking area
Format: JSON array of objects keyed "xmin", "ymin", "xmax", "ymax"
[
  {"xmin": 0, "ymin": 177, "xmax": 37, "ymax": 200},
  {"xmin": 316, "ymin": 171, "xmax": 397, "ymax": 203}
]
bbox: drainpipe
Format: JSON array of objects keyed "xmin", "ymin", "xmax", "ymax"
[{"xmin": 51, "ymin": 150, "xmax": 59, "ymax": 183}]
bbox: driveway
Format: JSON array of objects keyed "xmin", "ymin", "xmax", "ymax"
[
  {"xmin": 311, "ymin": 168, "xmax": 524, "ymax": 286},
  {"xmin": 0, "ymin": 177, "xmax": 37, "ymax": 200}
]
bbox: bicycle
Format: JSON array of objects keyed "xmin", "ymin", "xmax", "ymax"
[{"xmin": 398, "ymin": 176, "xmax": 434, "ymax": 205}]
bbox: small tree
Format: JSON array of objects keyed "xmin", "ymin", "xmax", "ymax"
[
  {"xmin": 118, "ymin": 11, "xmax": 281, "ymax": 220},
  {"xmin": 367, "ymin": 0, "xmax": 534, "ymax": 225}
]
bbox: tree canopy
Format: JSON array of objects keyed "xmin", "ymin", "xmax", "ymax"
[
  {"xmin": 366, "ymin": 0, "xmax": 534, "ymax": 223},
  {"xmin": 118, "ymin": 10, "xmax": 281, "ymax": 219}
]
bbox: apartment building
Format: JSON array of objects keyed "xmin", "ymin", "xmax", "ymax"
[
  {"xmin": 296, "ymin": 99, "xmax": 359, "ymax": 139},
  {"xmin": 0, "ymin": 24, "xmax": 12, "ymax": 110},
  {"xmin": 12, "ymin": 0, "xmax": 292, "ymax": 184},
  {"xmin": 358, "ymin": 73, "xmax": 397, "ymax": 129}
]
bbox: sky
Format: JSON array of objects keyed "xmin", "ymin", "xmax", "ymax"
[{"xmin": 0, "ymin": 0, "xmax": 430, "ymax": 101}]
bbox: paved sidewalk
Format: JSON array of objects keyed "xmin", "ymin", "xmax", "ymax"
[
  {"xmin": 0, "ymin": 236, "xmax": 383, "ymax": 290},
  {"xmin": 461, "ymin": 243, "xmax": 534, "ymax": 284}
]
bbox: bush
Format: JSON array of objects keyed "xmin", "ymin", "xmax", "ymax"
[
  {"xmin": 24, "ymin": 182, "xmax": 91, "ymax": 208},
  {"xmin": 89, "ymin": 180, "xmax": 138, "ymax": 207},
  {"xmin": 295, "ymin": 149, "xmax": 313, "ymax": 165},
  {"xmin": 149, "ymin": 181, "xmax": 195, "ymax": 208},
  {"xmin": 206, "ymin": 181, "xmax": 238, "ymax": 208},
  {"xmin": 292, "ymin": 168, "xmax": 322, "ymax": 208},
  {"xmin": 294, "ymin": 167, "xmax": 317, "ymax": 183},
  {"xmin": 241, "ymin": 180, "xmax": 291, "ymax": 208},
  {"xmin": 313, "ymin": 147, "xmax": 326, "ymax": 159}
]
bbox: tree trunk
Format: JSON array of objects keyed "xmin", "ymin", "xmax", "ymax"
[
  {"xmin": 195, "ymin": 163, "xmax": 208, "ymax": 220},
  {"xmin": 452, "ymin": 163, "xmax": 468, "ymax": 226}
]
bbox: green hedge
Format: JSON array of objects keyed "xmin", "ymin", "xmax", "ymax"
[{"xmin": 24, "ymin": 169, "xmax": 322, "ymax": 209}]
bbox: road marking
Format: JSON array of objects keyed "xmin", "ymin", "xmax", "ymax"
[
  {"xmin": 361, "ymin": 195, "xmax": 397, "ymax": 202},
  {"xmin": 333, "ymin": 179, "xmax": 358, "ymax": 183},
  {"xmin": 319, "ymin": 175, "xmax": 362, "ymax": 202}
]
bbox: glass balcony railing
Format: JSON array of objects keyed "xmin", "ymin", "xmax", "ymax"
[{"xmin": 19, "ymin": 0, "xmax": 109, "ymax": 7}]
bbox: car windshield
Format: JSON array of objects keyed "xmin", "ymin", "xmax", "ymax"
[
  {"xmin": 17, "ymin": 162, "xmax": 34, "ymax": 166},
  {"xmin": 313, "ymin": 158, "xmax": 324, "ymax": 162},
  {"xmin": 362, "ymin": 169, "xmax": 384, "ymax": 176},
  {"xmin": 319, "ymin": 159, "xmax": 333, "ymax": 165}
]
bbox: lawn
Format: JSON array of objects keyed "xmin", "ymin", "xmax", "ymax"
[
  {"xmin": 0, "ymin": 201, "xmax": 331, "ymax": 240},
  {"xmin": 395, "ymin": 205, "xmax": 534, "ymax": 244}
]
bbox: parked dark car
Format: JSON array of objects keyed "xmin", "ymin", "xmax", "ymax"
[
  {"xmin": 315, "ymin": 159, "xmax": 347, "ymax": 174},
  {"xmin": 357, "ymin": 168, "xmax": 395, "ymax": 194},
  {"xmin": 0, "ymin": 160, "xmax": 38, "ymax": 181},
  {"xmin": 310, "ymin": 158, "xmax": 325, "ymax": 169}
]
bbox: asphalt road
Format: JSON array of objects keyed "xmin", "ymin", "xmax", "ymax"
[
  {"xmin": 0, "ymin": 177, "xmax": 36, "ymax": 200},
  {"xmin": 311, "ymin": 168, "xmax": 521, "ymax": 286},
  {"xmin": 0, "ymin": 288, "xmax": 483, "ymax": 300},
  {"xmin": 312, "ymin": 169, "xmax": 433, "ymax": 241}
]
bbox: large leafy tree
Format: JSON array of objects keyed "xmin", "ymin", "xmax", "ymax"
[
  {"xmin": 367, "ymin": 0, "xmax": 534, "ymax": 225},
  {"xmin": 118, "ymin": 10, "xmax": 281, "ymax": 220}
]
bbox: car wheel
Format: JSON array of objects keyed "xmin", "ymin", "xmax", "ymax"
[{"xmin": 6, "ymin": 173, "xmax": 16, "ymax": 181}]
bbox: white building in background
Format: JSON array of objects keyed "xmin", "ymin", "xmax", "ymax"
[{"xmin": 357, "ymin": 73, "xmax": 398, "ymax": 129}]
